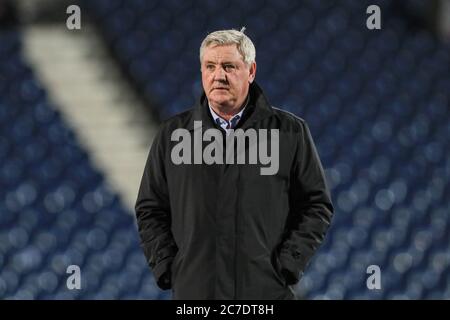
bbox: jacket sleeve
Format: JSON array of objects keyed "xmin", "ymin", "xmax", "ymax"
[
  {"xmin": 135, "ymin": 127, "xmax": 178, "ymax": 290},
  {"xmin": 278, "ymin": 119, "xmax": 334, "ymax": 285}
]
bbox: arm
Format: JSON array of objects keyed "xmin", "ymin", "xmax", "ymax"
[
  {"xmin": 278, "ymin": 120, "xmax": 334, "ymax": 285},
  {"xmin": 135, "ymin": 128, "xmax": 178, "ymax": 290}
]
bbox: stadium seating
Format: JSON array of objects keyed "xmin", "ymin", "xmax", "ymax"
[
  {"xmin": 0, "ymin": 30, "xmax": 167, "ymax": 299},
  {"xmin": 1, "ymin": 0, "xmax": 449, "ymax": 299}
]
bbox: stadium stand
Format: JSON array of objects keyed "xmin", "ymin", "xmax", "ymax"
[
  {"xmin": 0, "ymin": 30, "xmax": 166, "ymax": 299},
  {"xmin": 1, "ymin": 0, "xmax": 449, "ymax": 299}
]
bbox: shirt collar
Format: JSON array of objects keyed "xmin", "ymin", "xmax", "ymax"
[{"xmin": 208, "ymin": 95, "xmax": 249, "ymax": 129}]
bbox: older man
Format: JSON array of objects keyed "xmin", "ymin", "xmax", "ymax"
[{"xmin": 135, "ymin": 29, "xmax": 333, "ymax": 299}]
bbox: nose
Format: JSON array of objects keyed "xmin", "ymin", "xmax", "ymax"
[{"xmin": 213, "ymin": 66, "xmax": 226, "ymax": 82}]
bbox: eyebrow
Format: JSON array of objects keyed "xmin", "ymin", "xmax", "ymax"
[{"xmin": 204, "ymin": 61, "xmax": 236, "ymax": 65}]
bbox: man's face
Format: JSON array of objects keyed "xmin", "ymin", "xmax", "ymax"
[{"xmin": 201, "ymin": 44, "xmax": 256, "ymax": 110}]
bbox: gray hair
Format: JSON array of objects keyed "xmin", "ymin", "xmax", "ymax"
[{"xmin": 199, "ymin": 27, "xmax": 256, "ymax": 66}]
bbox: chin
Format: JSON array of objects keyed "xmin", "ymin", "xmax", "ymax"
[
  {"xmin": 212, "ymin": 100, "xmax": 230, "ymax": 107},
  {"xmin": 210, "ymin": 95, "xmax": 231, "ymax": 104}
]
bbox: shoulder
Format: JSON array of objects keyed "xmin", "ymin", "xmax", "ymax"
[
  {"xmin": 154, "ymin": 108, "xmax": 195, "ymax": 138},
  {"xmin": 149, "ymin": 108, "xmax": 195, "ymax": 151},
  {"xmin": 271, "ymin": 106, "xmax": 308, "ymax": 133},
  {"xmin": 160, "ymin": 109, "xmax": 194, "ymax": 131}
]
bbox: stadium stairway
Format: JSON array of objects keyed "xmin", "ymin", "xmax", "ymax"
[{"xmin": 22, "ymin": 23, "xmax": 158, "ymax": 212}]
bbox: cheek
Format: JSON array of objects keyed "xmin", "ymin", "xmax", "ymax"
[
  {"xmin": 234, "ymin": 74, "xmax": 247, "ymax": 85},
  {"xmin": 232, "ymin": 78, "xmax": 247, "ymax": 93},
  {"xmin": 201, "ymin": 75, "xmax": 212, "ymax": 88}
]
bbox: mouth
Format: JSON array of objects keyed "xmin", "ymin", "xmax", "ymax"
[{"xmin": 212, "ymin": 87, "xmax": 229, "ymax": 91}]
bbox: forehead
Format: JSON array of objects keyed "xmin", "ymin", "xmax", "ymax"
[{"xmin": 202, "ymin": 44, "xmax": 244, "ymax": 63}]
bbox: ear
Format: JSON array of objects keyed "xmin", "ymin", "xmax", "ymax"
[{"xmin": 248, "ymin": 62, "xmax": 257, "ymax": 83}]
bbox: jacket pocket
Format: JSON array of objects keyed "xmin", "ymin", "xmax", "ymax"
[
  {"xmin": 270, "ymin": 251, "xmax": 287, "ymax": 287},
  {"xmin": 170, "ymin": 250, "xmax": 184, "ymax": 286}
]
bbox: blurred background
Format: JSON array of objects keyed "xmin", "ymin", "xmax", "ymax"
[{"xmin": 0, "ymin": 0, "xmax": 449, "ymax": 299}]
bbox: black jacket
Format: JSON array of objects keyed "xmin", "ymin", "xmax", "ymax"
[{"xmin": 135, "ymin": 82, "xmax": 334, "ymax": 299}]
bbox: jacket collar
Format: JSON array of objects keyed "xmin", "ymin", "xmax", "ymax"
[{"xmin": 187, "ymin": 81, "xmax": 274, "ymax": 131}]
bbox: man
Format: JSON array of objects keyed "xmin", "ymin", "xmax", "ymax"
[{"xmin": 135, "ymin": 28, "xmax": 333, "ymax": 300}]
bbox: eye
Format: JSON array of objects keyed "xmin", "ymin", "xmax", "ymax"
[
  {"xmin": 223, "ymin": 64, "xmax": 235, "ymax": 72},
  {"xmin": 205, "ymin": 64, "xmax": 215, "ymax": 71}
]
